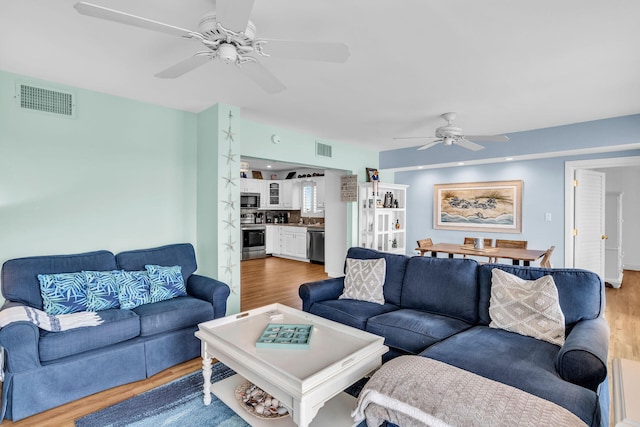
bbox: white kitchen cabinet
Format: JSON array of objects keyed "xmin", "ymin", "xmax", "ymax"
[
  {"xmin": 279, "ymin": 226, "xmax": 308, "ymax": 260},
  {"xmin": 358, "ymin": 182, "xmax": 408, "ymax": 254},
  {"xmin": 281, "ymin": 180, "xmax": 293, "ymax": 208},
  {"xmin": 265, "ymin": 225, "xmax": 280, "ymax": 255},
  {"xmin": 239, "ymin": 178, "xmax": 259, "ymax": 194},
  {"xmin": 267, "ymin": 181, "xmax": 281, "ymax": 208}
]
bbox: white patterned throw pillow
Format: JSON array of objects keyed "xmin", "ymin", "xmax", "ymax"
[
  {"xmin": 489, "ymin": 268, "xmax": 565, "ymax": 346},
  {"xmin": 339, "ymin": 258, "xmax": 386, "ymax": 305}
]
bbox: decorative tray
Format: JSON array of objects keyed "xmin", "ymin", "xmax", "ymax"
[
  {"xmin": 234, "ymin": 380, "xmax": 289, "ymax": 419},
  {"xmin": 256, "ymin": 323, "xmax": 313, "ymax": 349}
]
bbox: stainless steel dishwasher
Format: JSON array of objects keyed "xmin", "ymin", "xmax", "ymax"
[{"xmin": 307, "ymin": 229, "xmax": 325, "ymax": 264}]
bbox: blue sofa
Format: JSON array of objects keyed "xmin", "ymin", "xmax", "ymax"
[
  {"xmin": 299, "ymin": 247, "xmax": 609, "ymax": 427},
  {"xmin": 0, "ymin": 243, "xmax": 230, "ymax": 421}
]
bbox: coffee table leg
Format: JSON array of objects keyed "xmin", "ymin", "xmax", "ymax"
[{"xmin": 202, "ymin": 356, "xmax": 212, "ymax": 405}]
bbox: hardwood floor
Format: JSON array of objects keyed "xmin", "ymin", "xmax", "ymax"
[{"xmin": 2, "ymin": 260, "xmax": 637, "ymax": 426}]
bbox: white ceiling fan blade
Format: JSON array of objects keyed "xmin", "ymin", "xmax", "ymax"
[
  {"xmin": 417, "ymin": 141, "xmax": 443, "ymax": 151},
  {"xmin": 455, "ymin": 138, "xmax": 485, "ymax": 151},
  {"xmin": 74, "ymin": 2, "xmax": 194, "ymax": 37},
  {"xmin": 237, "ymin": 61, "xmax": 286, "ymax": 94},
  {"xmin": 216, "ymin": 0, "xmax": 255, "ymax": 33},
  {"xmin": 261, "ymin": 40, "xmax": 350, "ymax": 63},
  {"xmin": 464, "ymin": 134, "xmax": 510, "ymax": 142},
  {"xmin": 155, "ymin": 53, "xmax": 212, "ymax": 79}
]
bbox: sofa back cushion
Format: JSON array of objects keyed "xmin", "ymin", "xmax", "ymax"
[
  {"xmin": 477, "ymin": 264, "xmax": 604, "ymax": 328},
  {"xmin": 345, "ymin": 247, "xmax": 409, "ymax": 306},
  {"xmin": 1, "ymin": 250, "xmax": 116, "ymax": 309},
  {"xmin": 116, "ymin": 243, "xmax": 197, "ymax": 281},
  {"xmin": 401, "ymin": 257, "xmax": 479, "ymax": 323}
]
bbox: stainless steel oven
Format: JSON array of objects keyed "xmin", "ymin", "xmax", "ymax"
[{"xmin": 241, "ymin": 224, "xmax": 266, "ymax": 260}]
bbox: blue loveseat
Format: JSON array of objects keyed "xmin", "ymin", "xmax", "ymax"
[
  {"xmin": 0, "ymin": 243, "xmax": 230, "ymax": 421},
  {"xmin": 299, "ymin": 247, "xmax": 609, "ymax": 427}
]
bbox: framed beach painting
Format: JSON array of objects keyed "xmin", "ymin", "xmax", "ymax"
[{"xmin": 433, "ymin": 180, "xmax": 523, "ymax": 233}]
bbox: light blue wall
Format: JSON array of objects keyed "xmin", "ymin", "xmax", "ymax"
[
  {"xmin": 394, "ymin": 150, "xmax": 640, "ymax": 268},
  {"xmin": 0, "ymin": 69, "xmax": 198, "ymax": 280}
]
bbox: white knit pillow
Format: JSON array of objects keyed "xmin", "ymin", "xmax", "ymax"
[
  {"xmin": 489, "ymin": 268, "xmax": 565, "ymax": 346},
  {"xmin": 339, "ymin": 258, "xmax": 386, "ymax": 305}
]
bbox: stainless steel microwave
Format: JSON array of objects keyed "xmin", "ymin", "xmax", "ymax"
[{"xmin": 240, "ymin": 193, "xmax": 260, "ymax": 208}]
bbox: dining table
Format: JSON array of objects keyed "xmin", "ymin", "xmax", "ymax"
[{"xmin": 415, "ymin": 243, "xmax": 547, "ymax": 266}]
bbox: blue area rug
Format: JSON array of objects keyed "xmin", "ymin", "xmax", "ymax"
[
  {"xmin": 75, "ymin": 362, "xmax": 368, "ymax": 427},
  {"xmin": 75, "ymin": 363, "xmax": 248, "ymax": 427}
]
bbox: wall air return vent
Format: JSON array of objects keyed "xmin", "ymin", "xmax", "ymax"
[
  {"xmin": 16, "ymin": 83, "xmax": 76, "ymax": 118},
  {"xmin": 315, "ymin": 141, "xmax": 332, "ymax": 158}
]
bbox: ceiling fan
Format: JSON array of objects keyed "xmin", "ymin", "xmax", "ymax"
[
  {"xmin": 73, "ymin": 0, "xmax": 350, "ymax": 93},
  {"xmin": 393, "ymin": 112, "xmax": 509, "ymax": 151}
]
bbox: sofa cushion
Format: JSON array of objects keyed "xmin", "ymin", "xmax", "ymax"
[
  {"xmin": 37, "ymin": 272, "xmax": 88, "ymax": 315},
  {"xmin": 366, "ymin": 309, "xmax": 472, "ymax": 354},
  {"xmin": 132, "ymin": 296, "xmax": 213, "ymax": 336},
  {"xmin": 84, "ymin": 270, "xmax": 120, "ymax": 311},
  {"xmin": 39, "ymin": 308, "xmax": 140, "ymax": 362},
  {"xmin": 339, "ymin": 258, "xmax": 386, "ymax": 304},
  {"xmin": 2, "ymin": 250, "xmax": 117, "ymax": 310},
  {"xmin": 113, "ymin": 270, "xmax": 152, "ymax": 309},
  {"xmin": 490, "ymin": 268, "xmax": 565, "ymax": 346},
  {"xmin": 400, "ymin": 257, "xmax": 479, "ymax": 323},
  {"xmin": 116, "ymin": 244, "xmax": 197, "ymax": 281},
  {"xmin": 420, "ymin": 326, "xmax": 599, "ymax": 427},
  {"xmin": 308, "ymin": 299, "xmax": 399, "ymax": 330},
  {"xmin": 478, "ymin": 264, "xmax": 603, "ymax": 329},
  {"xmin": 345, "ymin": 247, "xmax": 410, "ymax": 307},
  {"xmin": 145, "ymin": 265, "xmax": 187, "ymax": 303}
]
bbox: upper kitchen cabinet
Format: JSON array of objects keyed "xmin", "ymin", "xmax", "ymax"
[
  {"xmin": 267, "ymin": 181, "xmax": 280, "ymax": 208},
  {"xmin": 239, "ymin": 178, "xmax": 260, "ymax": 194},
  {"xmin": 281, "ymin": 179, "xmax": 301, "ymax": 210}
]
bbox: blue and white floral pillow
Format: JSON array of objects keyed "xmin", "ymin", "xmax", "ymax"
[
  {"xmin": 84, "ymin": 270, "xmax": 120, "ymax": 311},
  {"xmin": 145, "ymin": 265, "xmax": 187, "ymax": 303},
  {"xmin": 112, "ymin": 270, "xmax": 152, "ymax": 309},
  {"xmin": 38, "ymin": 272, "xmax": 88, "ymax": 315}
]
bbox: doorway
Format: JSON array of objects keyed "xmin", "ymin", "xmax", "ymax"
[{"xmin": 565, "ymin": 156, "xmax": 640, "ymax": 276}]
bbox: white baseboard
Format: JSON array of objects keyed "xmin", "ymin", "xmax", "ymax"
[{"xmin": 623, "ymin": 264, "xmax": 640, "ymax": 271}]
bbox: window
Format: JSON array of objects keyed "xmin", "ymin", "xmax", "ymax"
[{"xmin": 301, "ymin": 180, "xmax": 317, "ymax": 215}]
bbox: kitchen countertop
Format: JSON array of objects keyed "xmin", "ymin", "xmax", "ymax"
[{"xmin": 264, "ymin": 223, "xmax": 324, "ymax": 229}]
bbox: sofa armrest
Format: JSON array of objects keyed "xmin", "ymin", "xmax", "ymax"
[
  {"xmin": 0, "ymin": 303, "xmax": 42, "ymax": 373},
  {"xmin": 556, "ymin": 317, "xmax": 609, "ymax": 391},
  {"xmin": 298, "ymin": 277, "xmax": 345, "ymax": 312},
  {"xmin": 186, "ymin": 274, "xmax": 231, "ymax": 319}
]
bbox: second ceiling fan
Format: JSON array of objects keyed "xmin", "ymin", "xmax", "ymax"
[
  {"xmin": 74, "ymin": 0, "xmax": 350, "ymax": 93},
  {"xmin": 394, "ymin": 112, "xmax": 509, "ymax": 151}
]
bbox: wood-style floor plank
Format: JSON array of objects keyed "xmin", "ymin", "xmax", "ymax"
[{"xmin": 1, "ymin": 260, "xmax": 636, "ymax": 426}]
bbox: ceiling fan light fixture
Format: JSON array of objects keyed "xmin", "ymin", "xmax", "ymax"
[
  {"xmin": 218, "ymin": 43, "xmax": 238, "ymax": 64},
  {"xmin": 443, "ymin": 136, "xmax": 455, "ymax": 145}
]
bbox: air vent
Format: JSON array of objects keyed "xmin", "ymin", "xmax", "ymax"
[
  {"xmin": 16, "ymin": 83, "xmax": 75, "ymax": 117},
  {"xmin": 315, "ymin": 141, "xmax": 332, "ymax": 158}
]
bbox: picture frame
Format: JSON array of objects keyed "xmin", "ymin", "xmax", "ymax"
[
  {"xmin": 433, "ymin": 180, "xmax": 523, "ymax": 233},
  {"xmin": 252, "ymin": 171, "xmax": 263, "ymax": 179},
  {"xmin": 365, "ymin": 168, "xmax": 378, "ymax": 182}
]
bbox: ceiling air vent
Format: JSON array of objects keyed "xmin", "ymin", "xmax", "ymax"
[
  {"xmin": 16, "ymin": 83, "xmax": 75, "ymax": 118},
  {"xmin": 315, "ymin": 141, "xmax": 332, "ymax": 158}
]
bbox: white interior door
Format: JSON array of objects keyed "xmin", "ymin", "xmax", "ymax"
[{"xmin": 573, "ymin": 169, "xmax": 606, "ymax": 278}]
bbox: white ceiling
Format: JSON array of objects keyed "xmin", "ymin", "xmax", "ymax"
[{"xmin": 2, "ymin": 0, "xmax": 639, "ymax": 151}]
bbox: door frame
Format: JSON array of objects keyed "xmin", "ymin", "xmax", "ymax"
[{"xmin": 565, "ymin": 155, "xmax": 640, "ymax": 267}]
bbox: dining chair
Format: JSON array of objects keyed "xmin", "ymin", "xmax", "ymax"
[
  {"xmin": 493, "ymin": 239, "xmax": 528, "ymax": 264},
  {"xmin": 416, "ymin": 238, "xmax": 433, "ymax": 256},
  {"xmin": 539, "ymin": 246, "xmax": 555, "ymax": 268}
]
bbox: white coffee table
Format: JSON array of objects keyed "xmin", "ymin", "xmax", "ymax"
[{"xmin": 195, "ymin": 303, "xmax": 388, "ymax": 427}]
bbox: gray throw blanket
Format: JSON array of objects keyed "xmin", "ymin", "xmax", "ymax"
[{"xmin": 352, "ymin": 356, "xmax": 587, "ymax": 427}]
